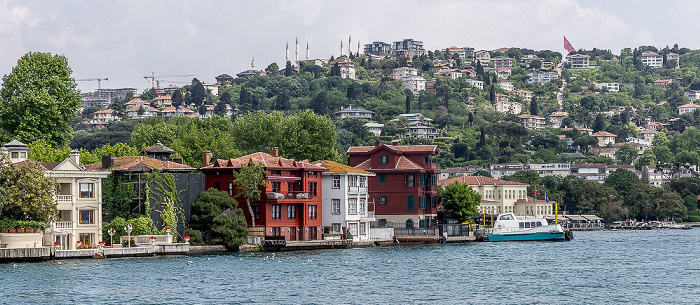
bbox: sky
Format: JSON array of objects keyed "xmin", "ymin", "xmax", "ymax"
[{"xmin": 2, "ymin": 0, "xmax": 700, "ymax": 94}]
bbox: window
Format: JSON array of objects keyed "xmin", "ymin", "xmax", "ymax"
[
  {"xmin": 419, "ymin": 196, "xmax": 427, "ymax": 210},
  {"xmin": 308, "ymin": 205, "xmax": 317, "ymax": 219},
  {"xmin": 348, "ymin": 224, "xmax": 358, "ymax": 237},
  {"xmin": 348, "ymin": 199, "xmax": 357, "ymax": 214},
  {"xmin": 332, "ymin": 176, "xmax": 341, "ymax": 189},
  {"xmin": 271, "ymin": 227, "xmax": 281, "ymax": 236},
  {"xmin": 419, "ymin": 219, "xmax": 427, "ymax": 228},
  {"xmin": 331, "ymin": 223, "xmax": 341, "ymax": 233},
  {"xmin": 272, "ymin": 205, "xmax": 281, "ymax": 220},
  {"xmin": 406, "ymin": 219, "xmax": 414, "ymax": 229},
  {"xmin": 271, "ymin": 182, "xmax": 281, "ymax": 193},
  {"xmin": 378, "ymin": 196, "xmax": 387, "ymax": 205},
  {"xmin": 360, "ymin": 223, "xmax": 366, "ymax": 235},
  {"xmin": 79, "ymin": 183, "xmax": 94, "ymax": 198},
  {"xmin": 407, "ymin": 195, "xmax": 415, "ymax": 210},
  {"xmin": 11, "ymin": 152, "xmax": 18, "ymax": 159},
  {"xmin": 308, "ymin": 171, "xmax": 317, "ymax": 177},
  {"xmin": 228, "ymin": 182, "xmax": 233, "ymax": 196},
  {"xmin": 79, "ymin": 210, "xmax": 94, "ymax": 224},
  {"xmin": 332, "ymin": 199, "xmax": 341, "ymax": 215},
  {"xmin": 79, "ymin": 233, "xmax": 93, "ymax": 245},
  {"xmin": 420, "ymin": 174, "xmax": 426, "ymax": 187},
  {"xmin": 379, "ymin": 174, "xmax": 386, "ymax": 183},
  {"xmin": 20, "ymin": 152, "xmax": 26, "ymax": 159},
  {"xmin": 378, "ymin": 219, "xmax": 387, "ymax": 227},
  {"xmin": 214, "ymin": 182, "xmax": 220, "ymax": 190},
  {"xmin": 308, "ymin": 227, "xmax": 317, "ymax": 239},
  {"xmin": 405, "ymin": 174, "xmax": 415, "ymax": 188},
  {"xmin": 349, "ymin": 176, "xmax": 357, "ymax": 187},
  {"xmin": 270, "ymin": 170, "xmax": 282, "ymax": 176},
  {"xmin": 359, "ymin": 176, "xmax": 366, "ymax": 188},
  {"xmin": 309, "ymin": 182, "xmax": 317, "ymax": 197},
  {"xmin": 359, "ymin": 199, "xmax": 366, "ymax": 214},
  {"xmin": 379, "ymin": 155, "xmax": 388, "ymax": 164},
  {"xmin": 432, "ymin": 196, "xmax": 437, "ymax": 208},
  {"xmin": 252, "ymin": 205, "xmax": 260, "ymax": 219},
  {"xmin": 287, "ymin": 204, "xmax": 296, "ymax": 219},
  {"xmin": 424, "ymin": 155, "xmax": 430, "ymax": 164}
]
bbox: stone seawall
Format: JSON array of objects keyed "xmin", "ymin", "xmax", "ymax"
[{"xmin": 0, "ymin": 247, "xmax": 52, "ymax": 262}]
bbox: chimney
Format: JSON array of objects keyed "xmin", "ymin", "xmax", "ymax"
[
  {"xmin": 69, "ymin": 150, "xmax": 80, "ymax": 165},
  {"xmin": 269, "ymin": 147, "xmax": 279, "ymax": 157},
  {"xmin": 391, "ymin": 139, "xmax": 401, "ymax": 146},
  {"xmin": 203, "ymin": 151, "xmax": 212, "ymax": 167},
  {"xmin": 102, "ymin": 155, "xmax": 114, "ymax": 169},
  {"xmin": 374, "ymin": 141, "xmax": 382, "ymax": 147}
]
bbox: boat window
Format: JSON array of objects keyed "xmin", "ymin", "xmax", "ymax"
[
  {"xmin": 536, "ymin": 222, "xmax": 542, "ymax": 227},
  {"xmin": 519, "ymin": 222, "xmax": 524, "ymax": 229},
  {"xmin": 524, "ymin": 222, "xmax": 531, "ymax": 228},
  {"xmin": 499, "ymin": 214, "xmax": 513, "ymax": 220}
]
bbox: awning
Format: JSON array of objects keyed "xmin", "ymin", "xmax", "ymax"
[
  {"xmin": 564, "ymin": 215, "xmax": 588, "ymax": 221},
  {"xmin": 267, "ymin": 176, "xmax": 302, "ymax": 181},
  {"xmin": 582, "ymin": 215, "xmax": 603, "ymax": 221}
]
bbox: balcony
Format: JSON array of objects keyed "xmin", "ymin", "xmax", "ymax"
[
  {"xmin": 266, "ymin": 191, "xmax": 312, "ymax": 200},
  {"xmin": 55, "ymin": 195, "xmax": 73, "ymax": 203},
  {"xmin": 53, "ymin": 221, "xmax": 73, "ymax": 229}
]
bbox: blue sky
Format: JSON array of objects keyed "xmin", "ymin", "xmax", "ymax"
[{"xmin": 1, "ymin": 0, "xmax": 699, "ymax": 93}]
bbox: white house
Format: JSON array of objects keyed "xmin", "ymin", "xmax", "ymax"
[
  {"xmin": 392, "ymin": 67, "xmax": 418, "ymax": 80},
  {"xmin": 678, "ymin": 103, "xmax": 700, "ymax": 115},
  {"xmin": 364, "ymin": 122, "xmax": 384, "ymax": 136},
  {"xmin": 641, "ymin": 51, "xmax": 663, "ymax": 68},
  {"xmin": 401, "ymin": 75, "xmax": 426, "ymax": 95},
  {"xmin": 3, "ymin": 140, "xmax": 110, "ymax": 250},
  {"xmin": 466, "ymin": 79, "xmax": 484, "ymax": 90},
  {"xmin": 527, "ymin": 71, "xmax": 559, "ymax": 84},
  {"xmin": 316, "ymin": 160, "xmax": 375, "ymax": 241},
  {"xmin": 566, "ymin": 54, "xmax": 590, "ymax": 69},
  {"xmin": 666, "ymin": 52, "xmax": 680, "ymax": 69}
]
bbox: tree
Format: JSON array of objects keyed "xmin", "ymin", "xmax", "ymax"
[
  {"xmin": 265, "ymin": 63, "xmax": 279, "ymax": 75},
  {"xmin": 435, "ymin": 105, "xmax": 451, "ymax": 128},
  {"xmin": 311, "ymin": 90, "xmax": 329, "ymax": 115},
  {"xmin": 284, "ymin": 61, "xmax": 294, "ymax": 77},
  {"xmin": 172, "ymin": 90, "xmax": 184, "ymax": 107},
  {"xmin": 529, "ymin": 96, "xmax": 538, "ymax": 116},
  {"xmin": 604, "ymin": 168, "xmax": 643, "ymax": 199},
  {"xmin": 189, "ymin": 78, "xmax": 206, "ymax": 107},
  {"xmin": 0, "ymin": 156, "xmax": 59, "ymax": 223},
  {"xmin": 404, "ymin": 89, "xmax": 413, "ymax": 113},
  {"xmin": 615, "ymin": 144, "xmax": 639, "ymax": 165},
  {"xmin": 0, "ymin": 52, "xmax": 81, "ymax": 147},
  {"xmin": 472, "ymin": 170, "xmax": 492, "ymax": 177},
  {"xmin": 656, "ymin": 191, "xmax": 687, "ymax": 220},
  {"xmin": 278, "ymin": 110, "xmax": 340, "ymax": 162},
  {"xmin": 232, "ymin": 162, "xmax": 266, "ymax": 227},
  {"xmin": 438, "ymin": 181, "xmax": 481, "ymax": 222},
  {"xmin": 592, "ymin": 113, "xmax": 606, "ymax": 132},
  {"xmin": 214, "ymin": 101, "xmax": 228, "ymax": 117},
  {"xmin": 382, "ymin": 117, "xmax": 409, "ymax": 137},
  {"xmin": 189, "ymin": 188, "xmax": 248, "ymax": 250}
]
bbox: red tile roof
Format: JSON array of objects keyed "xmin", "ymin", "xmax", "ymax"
[
  {"xmin": 347, "ymin": 144, "xmax": 438, "ymax": 154},
  {"xmin": 437, "ymin": 175, "xmax": 529, "ymax": 186},
  {"xmin": 202, "ymin": 152, "xmax": 326, "ymax": 171},
  {"xmin": 84, "ymin": 156, "xmax": 194, "ymax": 172}
]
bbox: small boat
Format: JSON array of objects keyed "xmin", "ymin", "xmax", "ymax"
[{"xmin": 486, "ymin": 213, "xmax": 573, "ymax": 242}]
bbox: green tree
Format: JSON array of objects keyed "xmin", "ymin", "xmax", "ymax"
[
  {"xmin": 656, "ymin": 191, "xmax": 687, "ymax": 220},
  {"xmin": 438, "ymin": 181, "xmax": 481, "ymax": 222},
  {"xmin": 284, "ymin": 61, "xmax": 294, "ymax": 77},
  {"xmin": 529, "ymin": 96, "xmax": 539, "ymax": 116},
  {"xmin": 604, "ymin": 168, "xmax": 643, "ymax": 199},
  {"xmin": 383, "ymin": 117, "xmax": 410, "ymax": 137},
  {"xmin": 615, "ymin": 144, "xmax": 639, "ymax": 164},
  {"xmin": 265, "ymin": 63, "xmax": 279, "ymax": 75},
  {"xmin": 278, "ymin": 110, "xmax": 339, "ymax": 161},
  {"xmin": 232, "ymin": 162, "xmax": 266, "ymax": 227},
  {"xmin": 189, "ymin": 188, "xmax": 248, "ymax": 250},
  {"xmin": 472, "ymin": 170, "xmax": 492, "ymax": 177},
  {"xmin": 189, "ymin": 78, "xmax": 206, "ymax": 107},
  {"xmin": 171, "ymin": 89, "xmax": 184, "ymax": 107},
  {"xmin": 0, "ymin": 52, "xmax": 81, "ymax": 147},
  {"xmin": 0, "ymin": 157, "xmax": 58, "ymax": 223}
]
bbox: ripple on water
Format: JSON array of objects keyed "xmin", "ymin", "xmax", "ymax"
[{"xmin": 2, "ymin": 230, "xmax": 700, "ymax": 304}]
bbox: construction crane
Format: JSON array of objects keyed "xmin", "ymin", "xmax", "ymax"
[
  {"xmin": 144, "ymin": 72, "xmax": 194, "ymax": 89},
  {"xmin": 76, "ymin": 78, "xmax": 109, "ymax": 100}
]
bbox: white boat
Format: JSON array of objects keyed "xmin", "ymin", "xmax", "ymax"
[{"xmin": 487, "ymin": 213, "xmax": 573, "ymax": 242}]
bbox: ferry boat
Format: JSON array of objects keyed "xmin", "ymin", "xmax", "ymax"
[{"xmin": 486, "ymin": 213, "xmax": 573, "ymax": 242}]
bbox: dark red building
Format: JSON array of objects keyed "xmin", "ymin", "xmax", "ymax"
[
  {"xmin": 347, "ymin": 142, "xmax": 440, "ymax": 229},
  {"xmin": 200, "ymin": 149, "xmax": 326, "ymax": 241}
]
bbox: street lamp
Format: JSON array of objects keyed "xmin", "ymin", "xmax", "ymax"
[
  {"xmin": 124, "ymin": 224, "xmax": 133, "ymax": 247},
  {"xmin": 107, "ymin": 228, "xmax": 115, "ymax": 247}
]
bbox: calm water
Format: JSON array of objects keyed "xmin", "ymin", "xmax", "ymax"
[{"xmin": 2, "ymin": 229, "xmax": 700, "ymax": 304}]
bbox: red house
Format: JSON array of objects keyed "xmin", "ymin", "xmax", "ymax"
[
  {"xmin": 347, "ymin": 142, "xmax": 440, "ymax": 229},
  {"xmin": 200, "ymin": 148, "xmax": 327, "ymax": 241}
]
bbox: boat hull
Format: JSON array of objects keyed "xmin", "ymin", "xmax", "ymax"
[{"xmin": 487, "ymin": 231, "xmax": 568, "ymax": 242}]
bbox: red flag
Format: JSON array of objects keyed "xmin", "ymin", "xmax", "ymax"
[
  {"xmin": 564, "ymin": 36, "xmax": 575, "ymax": 53},
  {"xmin": 534, "ymin": 188, "xmax": 539, "ymax": 199}
]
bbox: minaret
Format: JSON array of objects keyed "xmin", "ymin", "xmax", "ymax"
[
  {"xmin": 251, "ymin": 57, "xmax": 255, "ymax": 70},
  {"xmin": 285, "ymin": 42, "xmax": 290, "ymax": 63},
  {"xmin": 295, "ymin": 37, "xmax": 299, "ymax": 65},
  {"xmin": 306, "ymin": 42, "xmax": 310, "ymax": 59},
  {"xmin": 340, "ymin": 40, "xmax": 344, "ymax": 57},
  {"xmin": 348, "ymin": 35, "xmax": 352, "ymax": 55},
  {"xmin": 357, "ymin": 41, "xmax": 361, "ymax": 56}
]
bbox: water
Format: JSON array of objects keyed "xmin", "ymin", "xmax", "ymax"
[{"xmin": 2, "ymin": 229, "xmax": 700, "ymax": 304}]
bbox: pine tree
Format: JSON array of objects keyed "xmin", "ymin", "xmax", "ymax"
[{"xmin": 530, "ymin": 96, "xmax": 538, "ymax": 116}]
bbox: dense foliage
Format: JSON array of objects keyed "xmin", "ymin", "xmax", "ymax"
[{"xmin": 188, "ymin": 188, "xmax": 248, "ymax": 250}]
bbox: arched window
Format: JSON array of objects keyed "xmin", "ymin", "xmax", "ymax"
[{"xmin": 405, "ymin": 219, "xmax": 414, "ymax": 229}]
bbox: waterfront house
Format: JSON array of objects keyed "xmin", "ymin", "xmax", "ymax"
[
  {"xmin": 437, "ymin": 175, "xmax": 554, "ymax": 217},
  {"xmin": 200, "ymin": 148, "xmax": 327, "ymax": 241},
  {"xmin": 3, "ymin": 140, "xmax": 110, "ymax": 250},
  {"xmin": 315, "ymin": 160, "xmax": 375, "ymax": 241},
  {"xmin": 347, "ymin": 142, "xmax": 440, "ymax": 229}
]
